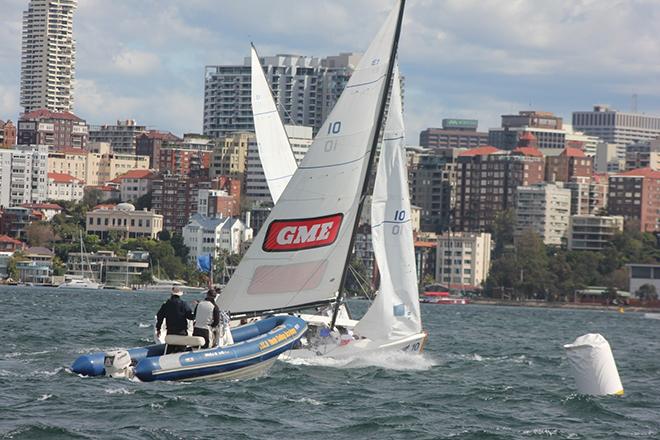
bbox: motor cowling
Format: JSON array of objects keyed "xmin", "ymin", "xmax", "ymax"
[{"xmin": 104, "ymin": 350, "xmax": 133, "ymax": 379}]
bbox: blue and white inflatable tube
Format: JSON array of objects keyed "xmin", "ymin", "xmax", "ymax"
[{"xmin": 71, "ymin": 315, "xmax": 307, "ymax": 381}]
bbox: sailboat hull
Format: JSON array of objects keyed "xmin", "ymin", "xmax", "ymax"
[{"xmin": 283, "ymin": 330, "xmax": 428, "ymax": 360}]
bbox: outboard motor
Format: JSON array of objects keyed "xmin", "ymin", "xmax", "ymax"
[{"xmin": 104, "ymin": 350, "xmax": 133, "ymax": 379}]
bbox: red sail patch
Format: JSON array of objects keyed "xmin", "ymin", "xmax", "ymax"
[{"xmin": 263, "ymin": 214, "xmax": 343, "ymax": 252}]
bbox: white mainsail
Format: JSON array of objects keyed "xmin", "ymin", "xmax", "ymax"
[
  {"xmin": 353, "ymin": 64, "xmax": 422, "ymax": 341},
  {"xmin": 251, "ymin": 45, "xmax": 298, "ymax": 204},
  {"xmin": 219, "ymin": 1, "xmax": 404, "ymax": 315}
]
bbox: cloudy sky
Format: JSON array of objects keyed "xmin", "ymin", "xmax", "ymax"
[{"xmin": 1, "ymin": 0, "xmax": 660, "ymax": 143}]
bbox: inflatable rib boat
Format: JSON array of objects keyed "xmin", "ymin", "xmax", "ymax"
[{"xmin": 72, "ymin": 315, "xmax": 306, "ymax": 381}]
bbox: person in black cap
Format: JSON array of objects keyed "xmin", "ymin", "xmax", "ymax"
[
  {"xmin": 156, "ymin": 287, "xmax": 195, "ymax": 352},
  {"xmin": 193, "ymin": 289, "xmax": 221, "ymax": 349}
]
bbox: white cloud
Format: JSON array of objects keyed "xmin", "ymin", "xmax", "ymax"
[{"xmin": 112, "ymin": 49, "xmax": 161, "ymax": 76}]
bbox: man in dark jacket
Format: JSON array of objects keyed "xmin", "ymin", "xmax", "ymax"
[{"xmin": 156, "ymin": 287, "xmax": 195, "ymax": 352}]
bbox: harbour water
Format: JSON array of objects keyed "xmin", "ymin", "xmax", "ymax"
[{"xmin": 1, "ymin": 286, "xmax": 659, "ymax": 439}]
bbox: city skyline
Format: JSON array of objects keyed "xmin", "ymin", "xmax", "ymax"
[{"xmin": 1, "ymin": 0, "xmax": 660, "ymax": 142}]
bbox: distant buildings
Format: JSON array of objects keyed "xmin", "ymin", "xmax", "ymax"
[
  {"xmin": 85, "ymin": 203, "xmax": 163, "ymax": 240},
  {"xmin": 453, "ymin": 146, "xmax": 545, "ymax": 232},
  {"xmin": 245, "ymin": 125, "xmax": 312, "ymax": 204},
  {"xmin": 112, "ymin": 169, "xmax": 154, "ymax": 203},
  {"xmin": 152, "ymin": 174, "xmax": 203, "ymax": 232},
  {"xmin": 567, "ymin": 215, "xmax": 624, "ymax": 251},
  {"xmin": 435, "ymin": 232, "xmax": 491, "ymax": 290},
  {"xmin": 625, "ymin": 137, "xmax": 660, "ymax": 171},
  {"xmin": 135, "ymin": 131, "xmax": 182, "ymax": 169},
  {"xmin": 608, "ymin": 168, "xmax": 660, "ymax": 232},
  {"xmin": 545, "ymin": 147, "xmax": 593, "ymax": 183},
  {"xmin": 204, "ymin": 52, "xmax": 360, "ymax": 137},
  {"xmin": 89, "ymin": 120, "xmax": 147, "ymax": 154},
  {"xmin": 17, "ymin": 109, "xmax": 88, "ymax": 149},
  {"xmin": 0, "ymin": 120, "xmax": 16, "ymax": 148},
  {"xmin": 197, "ymin": 177, "xmax": 242, "ymax": 219},
  {"xmin": 515, "ymin": 183, "xmax": 571, "ymax": 246},
  {"xmin": 407, "ymin": 147, "xmax": 457, "ymax": 233},
  {"xmin": 419, "ymin": 119, "xmax": 488, "ymax": 150},
  {"xmin": 627, "ymin": 264, "xmax": 660, "ymax": 296},
  {"xmin": 0, "ymin": 145, "xmax": 49, "ymax": 207},
  {"xmin": 211, "ymin": 132, "xmax": 252, "ymax": 178},
  {"xmin": 47, "ymin": 172, "xmax": 84, "ymax": 201},
  {"xmin": 182, "ymin": 214, "xmax": 253, "ymax": 263},
  {"xmin": 573, "ymin": 105, "xmax": 660, "ymax": 147},
  {"xmin": 21, "ymin": 0, "xmax": 77, "ymax": 113},
  {"xmin": 158, "ymin": 147, "xmax": 211, "ymax": 177}
]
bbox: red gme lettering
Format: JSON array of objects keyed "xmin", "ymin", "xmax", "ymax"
[{"xmin": 263, "ymin": 214, "xmax": 343, "ymax": 252}]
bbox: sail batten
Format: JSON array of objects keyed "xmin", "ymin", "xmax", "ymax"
[{"xmin": 220, "ymin": 1, "xmax": 405, "ymax": 315}]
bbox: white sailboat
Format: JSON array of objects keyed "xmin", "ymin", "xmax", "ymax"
[
  {"xmin": 251, "ymin": 44, "xmax": 298, "ymax": 205},
  {"xmin": 244, "ymin": 0, "xmax": 425, "ymax": 357},
  {"xmin": 58, "ymin": 233, "xmax": 103, "ymax": 289}
]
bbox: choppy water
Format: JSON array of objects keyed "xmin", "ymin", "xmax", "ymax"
[{"xmin": 1, "ymin": 286, "xmax": 659, "ymax": 439}]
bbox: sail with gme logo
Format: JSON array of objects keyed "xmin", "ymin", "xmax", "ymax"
[{"xmin": 262, "ymin": 214, "xmax": 343, "ymax": 252}]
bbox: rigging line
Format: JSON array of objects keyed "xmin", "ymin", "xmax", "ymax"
[{"xmin": 298, "ymin": 151, "xmax": 369, "ymax": 170}]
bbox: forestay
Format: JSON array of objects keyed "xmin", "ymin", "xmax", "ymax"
[
  {"xmin": 354, "ymin": 64, "xmax": 422, "ymax": 341},
  {"xmin": 219, "ymin": 1, "xmax": 403, "ymax": 315},
  {"xmin": 251, "ymin": 45, "xmax": 298, "ymax": 204}
]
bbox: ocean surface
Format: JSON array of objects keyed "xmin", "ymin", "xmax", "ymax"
[{"xmin": 1, "ymin": 286, "xmax": 659, "ymax": 439}]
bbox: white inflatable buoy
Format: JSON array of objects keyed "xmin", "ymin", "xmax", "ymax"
[{"xmin": 564, "ymin": 333, "xmax": 623, "ymax": 396}]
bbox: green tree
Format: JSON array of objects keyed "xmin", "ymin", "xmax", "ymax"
[
  {"xmin": 82, "ymin": 188, "xmax": 103, "ymax": 208},
  {"xmin": 134, "ymin": 192, "xmax": 152, "ymax": 210},
  {"xmin": 26, "ymin": 222, "xmax": 57, "ymax": 247},
  {"xmin": 490, "ymin": 209, "xmax": 515, "ymax": 258}
]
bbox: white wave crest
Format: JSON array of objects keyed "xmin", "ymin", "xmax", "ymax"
[
  {"xmin": 104, "ymin": 387, "xmax": 135, "ymax": 395},
  {"xmin": 35, "ymin": 367, "xmax": 63, "ymax": 377},
  {"xmin": 139, "ymin": 323, "xmax": 151, "ymax": 328},
  {"xmin": 37, "ymin": 394, "xmax": 53, "ymax": 401},
  {"xmin": 283, "ymin": 351, "xmax": 437, "ymax": 371}
]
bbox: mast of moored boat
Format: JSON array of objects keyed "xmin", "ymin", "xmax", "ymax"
[{"xmin": 330, "ymin": 0, "xmax": 407, "ymax": 330}]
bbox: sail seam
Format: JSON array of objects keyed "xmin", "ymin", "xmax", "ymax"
[
  {"xmin": 253, "ymin": 109, "xmax": 278, "ymax": 117},
  {"xmin": 371, "ymin": 218, "xmax": 411, "ymax": 228},
  {"xmin": 298, "ymin": 152, "xmax": 369, "ymax": 170}
]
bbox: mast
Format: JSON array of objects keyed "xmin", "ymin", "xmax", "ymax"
[{"xmin": 330, "ymin": 0, "xmax": 406, "ymax": 330}]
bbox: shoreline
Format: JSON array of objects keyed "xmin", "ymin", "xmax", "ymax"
[{"xmin": 469, "ymin": 298, "xmax": 660, "ymax": 313}]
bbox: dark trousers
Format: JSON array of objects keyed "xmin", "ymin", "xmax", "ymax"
[
  {"xmin": 165, "ymin": 328, "xmax": 189, "ymax": 354},
  {"xmin": 193, "ymin": 327, "xmax": 210, "ymax": 349}
]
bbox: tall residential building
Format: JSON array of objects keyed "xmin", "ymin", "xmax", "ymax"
[
  {"xmin": 565, "ymin": 173, "xmax": 608, "ymax": 216},
  {"xmin": 435, "ymin": 232, "xmax": 491, "ymax": 290},
  {"xmin": 158, "ymin": 148, "xmax": 212, "ymax": 178},
  {"xmin": 210, "ymin": 132, "xmax": 252, "ymax": 178},
  {"xmin": 567, "ymin": 215, "xmax": 624, "ymax": 251},
  {"xmin": 419, "ymin": 119, "xmax": 488, "ymax": 150},
  {"xmin": 0, "ymin": 120, "xmax": 17, "ymax": 148},
  {"xmin": 21, "ymin": 0, "xmax": 77, "ymax": 113},
  {"xmin": 0, "ymin": 145, "xmax": 49, "ymax": 207},
  {"xmin": 545, "ymin": 147, "xmax": 593, "ymax": 183},
  {"xmin": 135, "ymin": 131, "xmax": 182, "ymax": 169},
  {"xmin": 515, "ymin": 183, "xmax": 572, "ymax": 246},
  {"xmin": 594, "ymin": 142, "xmax": 624, "ymax": 173},
  {"xmin": 152, "ymin": 174, "xmax": 205, "ymax": 232},
  {"xmin": 203, "ymin": 52, "xmax": 361, "ymax": 138},
  {"xmin": 89, "ymin": 120, "xmax": 147, "ymax": 154},
  {"xmin": 572, "ymin": 105, "xmax": 660, "ymax": 147},
  {"xmin": 246, "ymin": 125, "xmax": 312, "ymax": 204},
  {"xmin": 17, "ymin": 109, "xmax": 88, "ymax": 149},
  {"xmin": 453, "ymin": 146, "xmax": 545, "ymax": 232},
  {"xmin": 625, "ymin": 138, "xmax": 660, "ymax": 171},
  {"xmin": 608, "ymin": 168, "xmax": 660, "ymax": 232},
  {"xmin": 407, "ymin": 147, "xmax": 458, "ymax": 233}
]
